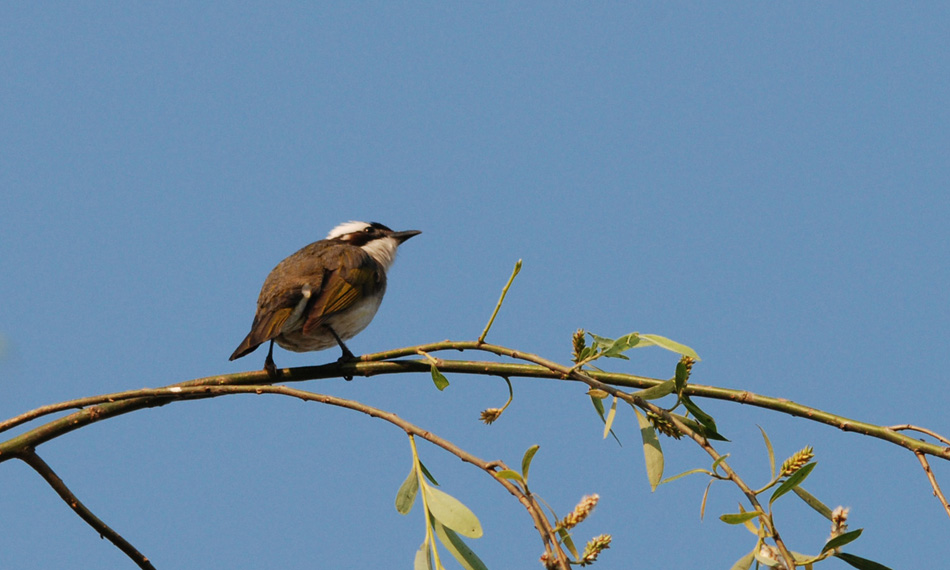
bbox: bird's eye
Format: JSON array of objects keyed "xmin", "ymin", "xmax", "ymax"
[{"xmin": 363, "ymin": 227, "xmax": 376, "ymax": 233}]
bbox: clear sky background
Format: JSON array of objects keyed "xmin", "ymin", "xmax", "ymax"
[{"xmin": 1, "ymin": 4, "xmax": 948, "ymax": 569}]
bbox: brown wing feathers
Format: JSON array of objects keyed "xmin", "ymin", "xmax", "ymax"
[{"xmin": 229, "ymin": 242, "xmax": 378, "ymax": 360}]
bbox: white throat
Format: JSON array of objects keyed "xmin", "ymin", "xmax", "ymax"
[{"xmin": 361, "ymin": 237, "xmax": 400, "ymax": 271}]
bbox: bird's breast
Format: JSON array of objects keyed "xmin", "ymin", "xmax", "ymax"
[
  {"xmin": 323, "ymin": 292, "xmax": 385, "ymax": 340},
  {"xmin": 274, "ymin": 291, "xmax": 385, "ymax": 353}
]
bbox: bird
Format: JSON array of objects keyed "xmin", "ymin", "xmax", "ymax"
[{"xmin": 230, "ymin": 221, "xmax": 421, "ymax": 376}]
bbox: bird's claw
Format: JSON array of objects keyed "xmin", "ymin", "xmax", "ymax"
[{"xmin": 264, "ymin": 354, "xmax": 278, "ymax": 378}]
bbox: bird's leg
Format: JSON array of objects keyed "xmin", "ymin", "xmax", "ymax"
[
  {"xmin": 264, "ymin": 340, "xmax": 278, "ymax": 377},
  {"xmin": 325, "ymin": 325, "xmax": 356, "ymax": 360},
  {"xmin": 325, "ymin": 325, "xmax": 355, "ymax": 381}
]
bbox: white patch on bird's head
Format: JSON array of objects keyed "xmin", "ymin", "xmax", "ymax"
[
  {"xmin": 326, "ymin": 220, "xmax": 401, "ymax": 270},
  {"xmin": 327, "ymin": 220, "xmax": 372, "ymax": 239}
]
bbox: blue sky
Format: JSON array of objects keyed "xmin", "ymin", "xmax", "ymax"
[{"xmin": 1, "ymin": 3, "xmax": 948, "ymax": 569}]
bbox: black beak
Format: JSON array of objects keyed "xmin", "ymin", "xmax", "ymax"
[{"xmin": 391, "ymin": 229, "xmax": 422, "ymax": 243}]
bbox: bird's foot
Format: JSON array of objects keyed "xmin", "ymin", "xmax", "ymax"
[
  {"xmin": 264, "ymin": 354, "xmax": 278, "ymax": 378},
  {"xmin": 337, "ymin": 350, "xmax": 357, "ymax": 381}
]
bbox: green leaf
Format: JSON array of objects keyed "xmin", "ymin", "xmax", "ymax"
[
  {"xmin": 419, "ymin": 460, "xmax": 439, "ymax": 486},
  {"xmin": 710, "ymin": 454, "xmax": 730, "ymax": 473},
  {"xmin": 822, "ymin": 529, "xmax": 864, "ymax": 554},
  {"xmin": 602, "ymin": 332, "xmax": 640, "ymax": 358},
  {"xmin": 591, "ymin": 394, "xmax": 622, "ymax": 445},
  {"xmin": 700, "ymin": 480, "xmax": 712, "ymax": 520},
  {"xmin": 424, "ymin": 485, "xmax": 483, "ymax": 538},
  {"xmin": 495, "ymin": 469, "xmax": 525, "ymax": 486},
  {"xmin": 587, "ymin": 388, "xmax": 609, "ymax": 399},
  {"xmin": 395, "ymin": 468, "xmax": 419, "ymax": 514},
  {"xmin": 672, "ymin": 413, "xmax": 729, "ymax": 442},
  {"xmin": 632, "ymin": 378, "xmax": 676, "ymax": 401},
  {"xmin": 603, "ymin": 396, "xmax": 618, "ymax": 439},
  {"xmin": 638, "ymin": 333, "xmax": 701, "ymax": 360},
  {"xmin": 588, "ymin": 332, "xmax": 615, "ymax": 349},
  {"xmin": 434, "ymin": 521, "xmax": 489, "ymax": 570},
  {"xmin": 521, "ymin": 444, "xmax": 540, "ymax": 484},
  {"xmin": 634, "ymin": 408, "xmax": 664, "ymax": 491},
  {"xmin": 577, "ymin": 345, "xmax": 598, "ymax": 361},
  {"xmin": 674, "ymin": 360, "xmax": 690, "ymax": 392},
  {"xmin": 557, "ymin": 527, "xmax": 580, "ymax": 559},
  {"xmin": 414, "ymin": 542, "xmax": 432, "ymax": 570},
  {"xmin": 591, "ymin": 393, "xmax": 607, "ymax": 416},
  {"xmin": 729, "ymin": 550, "xmax": 756, "ymax": 570},
  {"xmin": 659, "ymin": 467, "xmax": 713, "ymax": 485},
  {"xmin": 430, "ymin": 364, "xmax": 450, "ymax": 391},
  {"xmin": 681, "ymin": 395, "xmax": 721, "ymax": 437},
  {"xmin": 719, "ymin": 512, "xmax": 761, "ymax": 525},
  {"xmin": 834, "ymin": 553, "xmax": 894, "ymax": 570},
  {"xmin": 770, "ymin": 462, "xmax": 817, "ymax": 506},
  {"xmin": 793, "ymin": 486, "xmax": 833, "ymax": 520},
  {"xmin": 758, "ymin": 425, "xmax": 776, "ymax": 480}
]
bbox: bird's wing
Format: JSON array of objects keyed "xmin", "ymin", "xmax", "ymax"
[
  {"xmin": 228, "ymin": 287, "xmax": 308, "ymax": 361},
  {"xmin": 301, "ymin": 246, "xmax": 382, "ymax": 335}
]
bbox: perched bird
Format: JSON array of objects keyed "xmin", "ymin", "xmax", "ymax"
[{"xmin": 230, "ymin": 221, "xmax": 421, "ymax": 376}]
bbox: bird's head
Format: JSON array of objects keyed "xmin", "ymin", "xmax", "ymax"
[{"xmin": 327, "ymin": 221, "xmax": 421, "ymax": 270}]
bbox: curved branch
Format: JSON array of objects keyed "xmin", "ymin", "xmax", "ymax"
[
  {"xmin": 3, "ymin": 341, "xmax": 949, "ymax": 464},
  {"xmin": 914, "ymin": 451, "xmax": 950, "ymax": 520},
  {"xmin": 1, "ymin": 338, "xmax": 945, "ymax": 569},
  {"xmin": 17, "ymin": 449, "xmax": 156, "ymax": 570},
  {"xmin": 13, "ymin": 385, "xmax": 570, "ymax": 570}
]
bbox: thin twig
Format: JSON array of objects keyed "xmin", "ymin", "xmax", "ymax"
[
  {"xmin": 17, "ymin": 449, "xmax": 156, "ymax": 570},
  {"xmin": 478, "ymin": 259, "xmax": 522, "ymax": 343},
  {"xmin": 891, "ymin": 424, "xmax": 950, "ymax": 446},
  {"xmin": 914, "ymin": 451, "xmax": 950, "ymax": 520}
]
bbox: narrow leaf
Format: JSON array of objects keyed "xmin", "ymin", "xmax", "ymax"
[
  {"xmin": 638, "ymin": 333, "xmax": 701, "ymax": 360},
  {"xmin": 602, "ymin": 332, "xmax": 640, "ymax": 358},
  {"xmin": 587, "ymin": 388, "xmax": 609, "ymax": 399},
  {"xmin": 710, "ymin": 454, "xmax": 730, "ymax": 474},
  {"xmin": 434, "ymin": 521, "xmax": 489, "ymax": 570},
  {"xmin": 603, "ymin": 396, "xmax": 618, "ymax": 439},
  {"xmin": 793, "ymin": 486, "xmax": 834, "ymax": 520},
  {"xmin": 729, "ymin": 550, "xmax": 756, "ymax": 570},
  {"xmin": 700, "ymin": 480, "xmax": 712, "ymax": 520},
  {"xmin": 673, "ymin": 413, "xmax": 729, "ymax": 442},
  {"xmin": 770, "ymin": 462, "xmax": 817, "ymax": 506},
  {"xmin": 681, "ymin": 395, "xmax": 721, "ymax": 437},
  {"xmin": 719, "ymin": 512, "xmax": 760, "ymax": 525},
  {"xmin": 395, "ymin": 468, "xmax": 419, "ymax": 514},
  {"xmin": 557, "ymin": 527, "xmax": 580, "ymax": 559},
  {"xmin": 834, "ymin": 553, "xmax": 894, "ymax": 570},
  {"xmin": 758, "ymin": 425, "xmax": 776, "ymax": 480},
  {"xmin": 592, "ymin": 395, "xmax": 622, "ymax": 445},
  {"xmin": 588, "ymin": 332, "xmax": 615, "ymax": 349},
  {"xmin": 822, "ymin": 529, "xmax": 864, "ymax": 554},
  {"xmin": 634, "ymin": 408, "xmax": 664, "ymax": 491},
  {"xmin": 495, "ymin": 469, "xmax": 525, "ymax": 486},
  {"xmin": 424, "ymin": 485, "xmax": 483, "ymax": 538},
  {"xmin": 737, "ymin": 504, "xmax": 759, "ymax": 536},
  {"xmin": 660, "ymin": 467, "xmax": 713, "ymax": 485},
  {"xmin": 414, "ymin": 542, "xmax": 433, "ymax": 570},
  {"xmin": 521, "ymin": 444, "xmax": 540, "ymax": 483},
  {"xmin": 632, "ymin": 378, "xmax": 676, "ymax": 401},
  {"xmin": 419, "ymin": 460, "xmax": 439, "ymax": 486},
  {"xmin": 674, "ymin": 359, "xmax": 689, "ymax": 392},
  {"xmin": 430, "ymin": 364, "xmax": 450, "ymax": 391}
]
